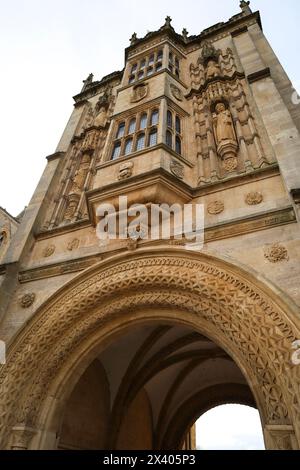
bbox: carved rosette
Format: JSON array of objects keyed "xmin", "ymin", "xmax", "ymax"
[
  {"xmin": 67, "ymin": 239, "xmax": 80, "ymax": 251},
  {"xmin": 264, "ymin": 243, "xmax": 289, "ymax": 263},
  {"xmin": 42, "ymin": 244, "xmax": 55, "ymax": 258},
  {"xmin": 207, "ymin": 200, "xmax": 224, "ymax": 215},
  {"xmin": 19, "ymin": 293, "xmax": 36, "ymax": 309},
  {"xmin": 245, "ymin": 191, "xmax": 263, "ymax": 205}
]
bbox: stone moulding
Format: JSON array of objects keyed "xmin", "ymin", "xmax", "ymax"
[
  {"xmin": 0, "ymin": 248, "xmax": 300, "ymax": 449},
  {"xmin": 18, "ymin": 206, "xmax": 296, "ymax": 283}
]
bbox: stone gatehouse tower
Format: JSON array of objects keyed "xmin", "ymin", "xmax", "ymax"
[{"xmin": 0, "ymin": 1, "xmax": 300, "ymax": 450}]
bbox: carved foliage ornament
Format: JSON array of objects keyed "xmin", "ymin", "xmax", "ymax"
[
  {"xmin": 245, "ymin": 191, "xmax": 263, "ymax": 206},
  {"xmin": 19, "ymin": 293, "xmax": 36, "ymax": 309},
  {"xmin": 207, "ymin": 200, "xmax": 224, "ymax": 215},
  {"xmin": 264, "ymin": 243, "xmax": 289, "ymax": 263},
  {"xmin": 0, "ymin": 254, "xmax": 299, "ymax": 448}
]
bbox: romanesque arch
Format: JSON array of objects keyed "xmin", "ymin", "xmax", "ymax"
[{"xmin": 0, "ymin": 248, "xmax": 300, "ymax": 450}]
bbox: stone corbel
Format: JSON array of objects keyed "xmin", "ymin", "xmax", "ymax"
[{"xmin": 217, "ymin": 139, "xmax": 239, "ymax": 172}]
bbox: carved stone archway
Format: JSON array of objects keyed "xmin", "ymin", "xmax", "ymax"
[{"xmin": 0, "ymin": 248, "xmax": 300, "ymax": 450}]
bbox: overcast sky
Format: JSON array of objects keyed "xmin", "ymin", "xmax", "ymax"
[
  {"xmin": 196, "ymin": 404, "xmax": 265, "ymax": 450},
  {"xmin": 0, "ymin": 0, "xmax": 299, "ymax": 216}
]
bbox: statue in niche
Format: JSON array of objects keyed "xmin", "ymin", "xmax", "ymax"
[
  {"xmin": 94, "ymin": 106, "xmax": 107, "ymax": 127},
  {"xmin": 206, "ymin": 59, "xmax": 221, "ymax": 80},
  {"xmin": 70, "ymin": 154, "xmax": 90, "ymax": 194},
  {"xmin": 93, "ymin": 86, "xmax": 111, "ymax": 126},
  {"xmin": 212, "ymin": 102, "xmax": 238, "ymax": 172},
  {"xmin": 213, "ymin": 103, "xmax": 236, "ymax": 144},
  {"xmin": 64, "ymin": 198, "xmax": 79, "ymax": 221}
]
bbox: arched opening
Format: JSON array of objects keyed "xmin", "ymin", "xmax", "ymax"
[
  {"xmin": 195, "ymin": 404, "xmax": 265, "ymax": 450},
  {"xmin": 56, "ymin": 323, "xmax": 260, "ymax": 450},
  {"xmin": 1, "ymin": 249, "xmax": 299, "ymax": 450}
]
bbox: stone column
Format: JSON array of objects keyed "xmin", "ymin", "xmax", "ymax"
[
  {"xmin": 264, "ymin": 424, "xmax": 299, "ymax": 450},
  {"xmin": 10, "ymin": 425, "xmax": 36, "ymax": 450}
]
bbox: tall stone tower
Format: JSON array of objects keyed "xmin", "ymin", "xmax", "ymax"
[{"xmin": 0, "ymin": 1, "xmax": 300, "ymax": 450}]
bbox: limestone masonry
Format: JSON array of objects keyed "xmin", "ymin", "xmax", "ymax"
[{"xmin": 0, "ymin": 1, "xmax": 300, "ymax": 450}]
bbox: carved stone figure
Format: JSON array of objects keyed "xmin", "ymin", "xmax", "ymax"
[
  {"xmin": 130, "ymin": 33, "xmax": 137, "ymax": 45},
  {"xmin": 206, "ymin": 59, "xmax": 221, "ymax": 80},
  {"xmin": 164, "ymin": 16, "xmax": 172, "ymax": 28},
  {"xmin": 199, "ymin": 41, "xmax": 219, "ymax": 65},
  {"xmin": 182, "ymin": 28, "xmax": 188, "ymax": 42},
  {"xmin": 213, "ymin": 103, "xmax": 236, "ymax": 144},
  {"xmin": 64, "ymin": 196, "xmax": 79, "ymax": 221},
  {"xmin": 93, "ymin": 106, "xmax": 107, "ymax": 127},
  {"xmin": 118, "ymin": 162, "xmax": 134, "ymax": 180},
  {"xmin": 213, "ymin": 102, "xmax": 238, "ymax": 171},
  {"xmin": 70, "ymin": 155, "xmax": 90, "ymax": 194}
]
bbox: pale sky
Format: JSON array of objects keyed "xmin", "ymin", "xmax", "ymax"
[
  {"xmin": 0, "ymin": 0, "xmax": 299, "ymax": 216},
  {"xmin": 196, "ymin": 404, "xmax": 265, "ymax": 450}
]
